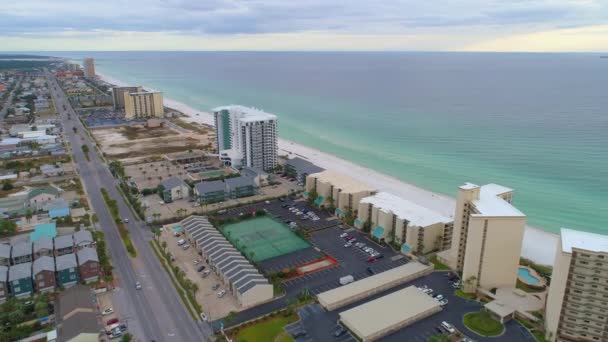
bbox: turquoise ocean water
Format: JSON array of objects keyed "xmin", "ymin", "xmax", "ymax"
[{"xmin": 42, "ymin": 52, "xmax": 607, "ymax": 235}]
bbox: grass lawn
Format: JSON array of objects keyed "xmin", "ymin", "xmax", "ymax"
[
  {"xmin": 455, "ymin": 289, "xmax": 477, "ymax": 300},
  {"xmin": 516, "ymin": 280, "xmax": 546, "ymax": 293},
  {"xmin": 429, "ymin": 256, "xmax": 450, "ymax": 270},
  {"xmin": 463, "ymin": 311, "xmax": 504, "ymax": 337},
  {"xmin": 236, "ymin": 316, "xmax": 296, "ymax": 342},
  {"xmin": 532, "ymin": 329, "xmax": 549, "ymax": 342}
]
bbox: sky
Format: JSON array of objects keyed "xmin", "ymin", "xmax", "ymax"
[{"xmin": 1, "ymin": 0, "xmax": 607, "ymax": 52}]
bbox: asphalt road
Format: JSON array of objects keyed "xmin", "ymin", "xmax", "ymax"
[
  {"xmin": 46, "ymin": 70, "xmax": 214, "ymax": 342},
  {"xmin": 0, "ymin": 77, "xmax": 23, "ymax": 120}
]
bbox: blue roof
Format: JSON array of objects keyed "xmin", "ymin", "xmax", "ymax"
[{"xmin": 30, "ymin": 223, "xmax": 57, "ymax": 242}]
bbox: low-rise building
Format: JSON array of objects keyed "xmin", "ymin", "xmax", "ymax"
[
  {"xmin": 32, "ymin": 256, "xmax": 56, "ymax": 293},
  {"xmin": 194, "ymin": 175, "xmax": 258, "ymax": 203},
  {"xmin": 55, "ymin": 253, "xmax": 79, "ymax": 287},
  {"xmin": 284, "ymin": 157, "xmax": 324, "ymax": 185},
  {"xmin": 0, "ymin": 244, "xmax": 10, "ymax": 266},
  {"xmin": 241, "ymin": 167, "xmax": 270, "ymax": 187},
  {"xmin": 11, "ymin": 241, "xmax": 32, "ymax": 265},
  {"xmin": 160, "ymin": 177, "xmax": 191, "ymax": 202},
  {"xmin": 73, "ymin": 230, "xmax": 94, "ymax": 250},
  {"xmin": 33, "ymin": 236, "xmax": 54, "ymax": 259},
  {"xmin": 355, "ymin": 192, "xmax": 453, "ymax": 254},
  {"xmin": 8, "ymin": 262, "xmax": 33, "ymax": 298},
  {"xmin": 194, "ymin": 180, "xmax": 227, "ymax": 204},
  {"xmin": 44, "ymin": 198, "xmax": 70, "ymax": 219},
  {"xmin": 54, "ymin": 235, "xmax": 74, "ymax": 256},
  {"xmin": 55, "ymin": 285, "xmax": 100, "ymax": 342},
  {"xmin": 76, "ymin": 247, "xmax": 99, "ymax": 283},
  {"xmin": 40, "ymin": 164, "xmax": 64, "ymax": 177},
  {"xmin": 226, "ymin": 176, "xmax": 256, "ymax": 198},
  {"xmin": 28, "ymin": 186, "xmax": 60, "ymax": 210},
  {"xmin": 0, "ymin": 265, "xmax": 7, "ymax": 303},
  {"xmin": 305, "ymin": 170, "xmax": 376, "ymax": 217}
]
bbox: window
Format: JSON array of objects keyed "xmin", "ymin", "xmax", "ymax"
[
  {"xmin": 39, "ymin": 281, "xmax": 45, "ymax": 287},
  {"xmin": 14, "ymin": 287, "xmax": 20, "ymax": 292}
]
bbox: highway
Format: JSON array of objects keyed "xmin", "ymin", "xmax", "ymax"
[{"xmin": 46, "ymin": 70, "xmax": 214, "ymax": 342}]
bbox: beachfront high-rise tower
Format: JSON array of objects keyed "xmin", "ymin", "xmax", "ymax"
[
  {"xmin": 545, "ymin": 228, "xmax": 608, "ymax": 342},
  {"xmin": 83, "ymin": 57, "xmax": 95, "ymax": 78},
  {"xmin": 124, "ymin": 91, "xmax": 164, "ymax": 119},
  {"xmin": 112, "ymin": 86, "xmax": 143, "ymax": 109},
  {"xmin": 213, "ymin": 105, "xmax": 278, "ymax": 171},
  {"xmin": 437, "ymin": 183, "xmax": 526, "ymax": 292}
]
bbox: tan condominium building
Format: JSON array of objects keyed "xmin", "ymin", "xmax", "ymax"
[
  {"xmin": 305, "ymin": 170, "xmax": 376, "ymax": 217},
  {"xmin": 112, "ymin": 86, "xmax": 143, "ymax": 109},
  {"xmin": 438, "ymin": 183, "xmax": 526, "ymax": 292},
  {"xmin": 124, "ymin": 91, "xmax": 164, "ymax": 119},
  {"xmin": 545, "ymin": 228, "xmax": 608, "ymax": 342},
  {"xmin": 83, "ymin": 57, "xmax": 95, "ymax": 78},
  {"xmin": 355, "ymin": 192, "xmax": 453, "ymax": 254}
]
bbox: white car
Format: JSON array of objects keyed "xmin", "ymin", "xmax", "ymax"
[
  {"xmin": 177, "ymin": 239, "xmax": 186, "ymax": 246},
  {"xmin": 194, "ymin": 259, "xmax": 201, "ymax": 265},
  {"xmin": 340, "ymin": 233, "xmax": 348, "ymax": 238},
  {"xmin": 439, "ymin": 299, "xmax": 449, "ymax": 306},
  {"xmin": 182, "ymin": 244, "xmax": 190, "ymax": 250},
  {"xmin": 217, "ymin": 290, "xmax": 226, "ymax": 298},
  {"xmin": 102, "ymin": 308, "xmax": 114, "ymax": 316},
  {"xmin": 200, "ymin": 312, "xmax": 208, "ymax": 321}
]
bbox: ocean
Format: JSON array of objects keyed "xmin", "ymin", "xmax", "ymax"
[{"xmin": 42, "ymin": 51, "xmax": 608, "ymax": 235}]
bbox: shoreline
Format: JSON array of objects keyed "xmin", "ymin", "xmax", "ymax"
[{"xmin": 97, "ymin": 71, "xmax": 558, "ymax": 266}]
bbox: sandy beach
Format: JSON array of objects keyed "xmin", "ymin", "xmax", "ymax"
[{"xmin": 98, "ymin": 72, "xmax": 558, "ymax": 266}]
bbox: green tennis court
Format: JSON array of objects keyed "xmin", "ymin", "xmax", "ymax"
[
  {"xmin": 222, "ymin": 217, "xmax": 309, "ymax": 262},
  {"xmin": 199, "ymin": 170, "xmax": 225, "ymax": 178}
]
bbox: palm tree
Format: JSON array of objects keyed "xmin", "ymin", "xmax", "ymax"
[
  {"xmin": 25, "ymin": 209, "xmax": 33, "ymax": 223},
  {"xmin": 161, "ymin": 241, "xmax": 167, "ymax": 252}
]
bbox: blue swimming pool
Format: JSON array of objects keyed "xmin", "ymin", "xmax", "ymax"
[
  {"xmin": 518, "ymin": 267, "xmax": 541, "ymax": 285},
  {"xmin": 171, "ymin": 225, "xmax": 182, "ymax": 232}
]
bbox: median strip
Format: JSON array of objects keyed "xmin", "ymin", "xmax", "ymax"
[{"xmin": 100, "ymin": 188, "xmax": 137, "ymax": 257}]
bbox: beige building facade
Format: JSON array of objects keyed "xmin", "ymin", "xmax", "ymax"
[
  {"xmin": 305, "ymin": 170, "xmax": 376, "ymax": 216},
  {"xmin": 545, "ymin": 228, "xmax": 608, "ymax": 342},
  {"xmin": 112, "ymin": 86, "xmax": 142, "ymax": 109},
  {"xmin": 355, "ymin": 192, "xmax": 453, "ymax": 254},
  {"xmin": 124, "ymin": 91, "xmax": 164, "ymax": 119},
  {"xmin": 438, "ymin": 183, "xmax": 526, "ymax": 292},
  {"xmin": 83, "ymin": 57, "xmax": 95, "ymax": 78}
]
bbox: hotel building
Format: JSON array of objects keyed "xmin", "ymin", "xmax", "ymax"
[
  {"xmin": 355, "ymin": 192, "xmax": 453, "ymax": 254},
  {"xmin": 214, "ymin": 105, "xmax": 278, "ymax": 171},
  {"xmin": 83, "ymin": 58, "xmax": 95, "ymax": 78},
  {"xmin": 124, "ymin": 91, "xmax": 164, "ymax": 119},
  {"xmin": 438, "ymin": 183, "xmax": 526, "ymax": 292},
  {"xmin": 305, "ymin": 170, "xmax": 376, "ymax": 217},
  {"xmin": 112, "ymin": 86, "xmax": 143, "ymax": 109},
  {"xmin": 545, "ymin": 228, "xmax": 608, "ymax": 342}
]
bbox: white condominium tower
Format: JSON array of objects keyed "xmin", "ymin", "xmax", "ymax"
[
  {"xmin": 213, "ymin": 105, "xmax": 278, "ymax": 171},
  {"xmin": 83, "ymin": 57, "xmax": 95, "ymax": 78},
  {"xmin": 438, "ymin": 183, "xmax": 526, "ymax": 292},
  {"xmin": 545, "ymin": 229, "xmax": 608, "ymax": 342}
]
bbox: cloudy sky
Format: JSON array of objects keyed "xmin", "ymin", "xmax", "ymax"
[{"xmin": 1, "ymin": 0, "xmax": 607, "ymax": 51}]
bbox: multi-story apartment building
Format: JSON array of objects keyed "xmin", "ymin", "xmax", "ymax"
[
  {"xmin": 0, "ymin": 266, "xmax": 7, "ymax": 303},
  {"xmin": 111, "ymin": 86, "xmax": 142, "ymax": 109},
  {"xmin": 124, "ymin": 91, "xmax": 164, "ymax": 119},
  {"xmin": 214, "ymin": 105, "xmax": 278, "ymax": 171},
  {"xmin": 83, "ymin": 58, "xmax": 95, "ymax": 78},
  {"xmin": 355, "ymin": 192, "xmax": 453, "ymax": 254},
  {"xmin": 545, "ymin": 228, "xmax": 608, "ymax": 342},
  {"xmin": 438, "ymin": 183, "xmax": 526, "ymax": 292},
  {"xmin": 305, "ymin": 170, "xmax": 376, "ymax": 217}
]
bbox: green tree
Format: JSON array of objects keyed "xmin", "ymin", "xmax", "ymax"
[
  {"xmin": 1, "ymin": 180, "xmax": 14, "ymax": 191},
  {"xmin": 34, "ymin": 301, "xmax": 49, "ymax": 318},
  {"xmin": 25, "ymin": 209, "xmax": 33, "ymax": 223},
  {"xmin": 0, "ymin": 219, "xmax": 17, "ymax": 237},
  {"xmin": 81, "ymin": 144, "xmax": 89, "ymax": 154},
  {"xmin": 121, "ymin": 333, "xmax": 133, "ymax": 342},
  {"xmin": 161, "ymin": 241, "xmax": 167, "ymax": 252}
]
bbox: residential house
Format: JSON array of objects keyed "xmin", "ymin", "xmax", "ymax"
[
  {"xmin": 0, "ymin": 265, "xmax": 7, "ymax": 303},
  {"xmin": 226, "ymin": 176, "xmax": 256, "ymax": 198},
  {"xmin": 194, "ymin": 180, "xmax": 227, "ymax": 204},
  {"xmin": 9, "ymin": 262, "xmax": 33, "ymax": 298},
  {"xmin": 0, "ymin": 244, "xmax": 10, "ymax": 266},
  {"xmin": 33, "ymin": 236, "xmax": 54, "ymax": 259},
  {"xmin": 76, "ymin": 248, "xmax": 99, "ymax": 283},
  {"xmin": 44, "ymin": 198, "xmax": 70, "ymax": 219},
  {"xmin": 54, "ymin": 235, "xmax": 74, "ymax": 256},
  {"xmin": 11, "ymin": 241, "xmax": 32, "ymax": 265},
  {"xmin": 241, "ymin": 167, "xmax": 271, "ymax": 187},
  {"xmin": 55, "ymin": 285, "xmax": 100, "ymax": 342},
  {"xmin": 73, "ymin": 230, "xmax": 94, "ymax": 250},
  {"xmin": 160, "ymin": 177, "xmax": 191, "ymax": 203},
  {"xmin": 32, "ymin": 256, "xmax": 56, "ymax": 292},
  {"xmin": 55, "ymin": 253, "xmax": 79, "ymax": 287},
  {"xmin": 40, "ymin": 164, "xmax": 64, "ymax": 177},
  {"xmin": 28, "ymin": 186, "xmax": 60, "ymax": 210},
  {"xmin": 70, "ymin": 208, "xmax": 86, "ymax": 222},
  {"xmin": 0, "ymin": 194, "xmax": 28, "ymax": 217}
]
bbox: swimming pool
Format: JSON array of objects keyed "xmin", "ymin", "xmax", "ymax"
[
  {"xmin": 518, "ymin": 267, "xmax": 541, "ymax": 285},
  {"xmin": 171, "ymin": 225, "xmax": 182, "ymax": 232}
]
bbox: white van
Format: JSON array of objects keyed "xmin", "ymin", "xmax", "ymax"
[
  {"xmin": 177, "ymin": 239, "xmax": 186, "ymax": 246},
  {"xmin": 339, "ymin": 275, "xmax": 354, "ymax": 286},
  {"xmin": 441, "ymin": 321, "xmax": 455, "ymax": 334}
]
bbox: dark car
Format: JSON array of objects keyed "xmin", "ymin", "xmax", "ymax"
[
  {"xmin": 334, "ymin": 325, "xmax": 346, "ymax": 337},
  {"xmin": 197, "ymin": 265, "xmax": 206, "ymax": 272},
  {"xmin": 367, "ymin": 267, "xmax": 375, "ymax": 274},
  {"xmin": 367, "ymin": 257, "xmax": 377, "ymax": 263}
]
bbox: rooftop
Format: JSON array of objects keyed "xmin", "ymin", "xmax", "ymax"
[
  {"xmin": 0, "ymin": 244, "xmax": 10, "ymax": 258},
  {"xmin": 340, "ymin": 286, "xmax": 441, "ymax": 340},
  {"xmin": 213, "ymin": 105, "xmax": 277, "ymax": 122},
  {"xmin": 56, "ymin": 253, "xmax": 78, "ymax": 270},
  {"xmin": 561, "ymin": 228, "xmax": 608, "ymax": 254},
  {"xmin": 225, "ymin": 175, "xmax": 255, "ymax": 188},
  {"xmin": 285, "ymin": 157, "xmax": 325, "ymax": 175},
  {"xmin": 161, "ymin": 176, "xmax": 188, "ymax": 190},
  {"xmin": 30, "ymin": 222, "xmax": 57, "ymax": 242},
  {"xmin": 9, "ymin": 262, "xmax": 31, "ymax": 280},
  {"xmin": 56, "ymin": 285, "xmax": 99, "ymax": 341},
  {"xmin": 309, "ymin": 169, "xmax": 376, "ymax": 194},
  {"xmin": 195, "ymin": 179, "xmax": 226, "ymax": 194},
  {"xmin": 462, "ymin": 183, "xmax": 525, "ymax": 218},
  {"xmin": 33, "ymin": 255, "xmax": 55, "ymax": 274},
  {"xmin": 360, "ymin": 192, "xmax": 451, "ymax": 227},
  {"xmin": 77, "ymin": 247, "xmax": 99, "ymax": 264},
  {"xmin": 11, "ymin": 241, "xmax": 31, "ymax": 258}
]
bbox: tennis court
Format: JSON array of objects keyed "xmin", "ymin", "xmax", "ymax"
[{"xmin": 222, "ymin": 217, "xmax": 310, "ymax": 262}]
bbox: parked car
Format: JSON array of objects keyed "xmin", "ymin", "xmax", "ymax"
[
  {"xmin": 102, "ymin": 308, "xmax": 114, "ymax": 316},
  {"xmin": 334, "ymin": 325, "xmax": 347, "ymax": 337},
  {"xmin": 106, "ymin": 318, "xmax": 119, "ymax": 326},
  {"xmin": 193, "ymin": 259, "xmax": 200, "ymax": 265},
  {"xmin": 182, "ymin": 244, "xmax": 190, "ymax": 250},
  {"xmin": 366, "ymin": 267, "xmax": 375, "ymax": 274},
  {"xmin": 212, "ymin": 284, "xmax": 220, "ymax": 290},
  {"xmin": 439, "ymin": 299, "xmax": 449, "ymax": 306},
  {"xmin": 344, "ymin": 242, "xmax": 352, "ymax": 248},
  {"xmin": 217, "ymin": 290, "xmax": 226, "ymax": 298},
  {"xmin": 200, "ymin": 312, "xmax": 208, "ymax": 321},
  {"xmin": 108, "ymin": 330, "xmax": 122, "ymax": 339},
  {"xmin": 340, "ymin": 233, "xmax": 348, "ymax": 238},
  {"xmin": 434, "ymin": 294, "xmax": 444, "ymax": 301},
  {"xmin": 441, "ymin": 321, "xmax": 456, "ymax": 334},
  {"xmin": 135, "ymin": 281, "xmax": 142, "ymax": 290},
  {"xmin": 197, "ymin": 265, "xmax": 206, "ymax": 272},
  {"xmin": 202, "ymin": 270, "xmax": 211, "ymax": 277},
  {"xmin": 367, "ymin": 257, "xmax": 377, "ymax": 263},
  {"xmin": 177, "ymin": 239, "xmax": 186, "ymax": 246}
]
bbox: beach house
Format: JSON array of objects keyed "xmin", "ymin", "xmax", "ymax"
[
  {"xmin": 9, "ymin": 262, "xmax": 33, "ymax": 298},
  {"xmin": 33, "ymin": 236, "xmax": 54, "ymax": 259},
  {"xmin": 56, "ymin": 253, "xmax": 79, "ymax": 287},
  {"xmin": 160, "ymin": 177, "xmax": 191, "ymax": 203},
  {"xmin": 54, "ymin": 234, "xmax": 74, "ymax": 256},
  {"xmin": 11, "ymin": 241, "xmax": 32, "ymax": 265},
  {"xmin": 73, "ymin": 230, "xmax": 94, "ymax": 250},
  {"xmin": 76, "ymin": 247, "xmax": 100, "ymax": 283},
  {"xmin": 32, "ymin": 256, "xmax": 56, "ymax": 293}
]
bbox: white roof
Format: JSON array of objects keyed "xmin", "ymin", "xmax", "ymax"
[
  {"xmin": 340, "ymin": 286, "xmax": 441, "ymax": 340},
  {"xmin": 309, "ymin": 169, "xmax": 376, "ymax": 194},
  {"xmin": 213, "ymin": 105, "xmax": 277, "ymax": 122},
  {"xmin": 561, "ymin": 228, "xmax": 608, "ymax": 253},
  {"xmin": 130, "ymin": 91, "xmax": 162, "ymax": 95},
  {"xmin": 462, "ymin": 183, "xmax": 525, "ymax": 217},
  {"xmin": 360, "ymin": 192, "xmax": 450, "ymax": 227}
]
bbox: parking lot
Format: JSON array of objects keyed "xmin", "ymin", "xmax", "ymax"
[
  {"xmin": 285, "ymin": 272, "xmax": 536, "ymax": 342},
  {"xmin": 159, "ymin": 229, "xmax": 239, "ymax": 320}
]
